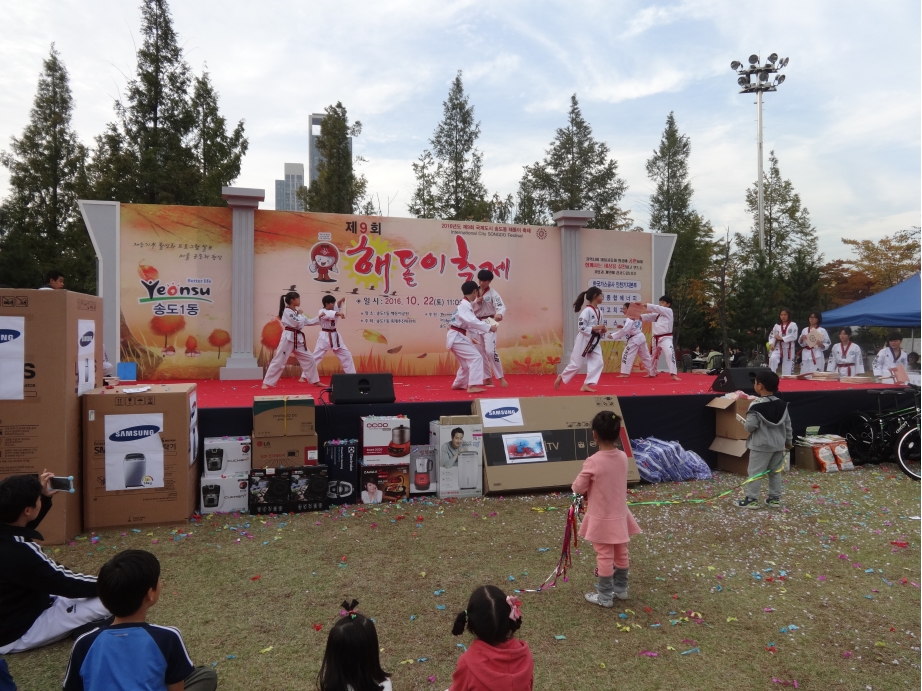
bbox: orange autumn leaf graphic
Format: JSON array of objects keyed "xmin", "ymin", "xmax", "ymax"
[{"xmin": 363, "ymin": 329, "xmax": 388, "ymax": 345}]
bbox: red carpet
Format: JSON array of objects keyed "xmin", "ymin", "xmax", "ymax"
[{"xmin": 136, "ymin": 374, "xmax": 895, "ymax": 409}]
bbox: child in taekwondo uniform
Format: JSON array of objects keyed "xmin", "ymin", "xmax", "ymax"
[
  {"xmin": 312, "ymin": 295, "xmax": 356, "ymax": 374},
  {"xmin": 827, "ymin": 327, "xmax": 864, "ymax": 377},
  {"xmin": 448, "ymin": 281, "xmax": 497, "ymax": 394},
  {"xmin": 609, "ymin": 303, "xmax": 654, "ymax": 378}
]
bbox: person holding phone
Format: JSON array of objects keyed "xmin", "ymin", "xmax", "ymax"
[{"xmin": 0, "ymin": 471, "xmax": 110, "ymax": 654}]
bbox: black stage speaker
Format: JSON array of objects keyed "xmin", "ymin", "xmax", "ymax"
[
  {"xmin": 711, "ymin": 368, "xmax": 759, "ymax": 393},
  {"xmin": 330, "ymin": 373, "xmax": 396, "ymax": 404}
]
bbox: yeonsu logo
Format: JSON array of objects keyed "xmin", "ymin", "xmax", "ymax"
[
  {"xmin": 139, "ymin": 279, "xmax": 213, "ymax": 304},
  {"xmin": 484, "ymin": 407, "xmax": 519, "ymax": 420},
  {"xmin": 0, "ymin": 329, "xmax": 21, "ymax": 344},
  {"xmin": 79, "ymin": 330, "xmax": 94, "ymax": 347},
  {"xmin": 109, "ymin": 425, "xmax": 161, "ymax": 442}
]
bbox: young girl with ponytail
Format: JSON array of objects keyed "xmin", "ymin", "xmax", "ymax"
[
  {"xmin": 262, "ymin": 291, "xmax": 322, "ymax": 389},
  {"xmin": 450, "ymin": 585, "xmax": 533, "ymax": 691},
  {"xmin": 555, "ymin": 286, "xmax": 607, "ymax": 392}
]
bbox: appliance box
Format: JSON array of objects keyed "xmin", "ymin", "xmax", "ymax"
[
  {"xmin": 200, "ymin": 473, "xmax": 250, "ymax": 514},
  {"xmin": 432, "ymin": 417, "xmax": 483, "ymax": 499},
  {"xmin": 358, "ymin": 463, "xmax": 409, "ymax": 503},
  {"xmin": 253, "ymin": 395, "xmax": 316, "ymax": 437},
  {"xmin": 409, "ymin": 445, "xmax": 437, "ymax": 494},
  {"xmin": 289, "ymin": 466, "xmax": 330, "ymax": 513},
  {"xmin": 360, "ymin": 416, "xmax": 411, "ymax": 465},
  {"xmin": 248, "ymin": 467, "xmax": 292, "ymax": 515},
  {"xmin": 203, "ymin": 436, "xmax": 252, "ymax": 477},
  {"xmin": 324, "ymin": 441, "xmax": 360, "ymax": 505},
  {"xmin": 252, "ymin": 434, "xmax": 319, "ymax": 468}
]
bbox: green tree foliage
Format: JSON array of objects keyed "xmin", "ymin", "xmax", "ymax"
[
  {"xmin": 646, "ymin": 112, "xmax": 692, "ymax": 234},
  {"xmin": 728, "ymin": 251, "xmax": 785, "ymax": 354},
  {"xmin": 518, "ymin": 95, "xmax": 631, "ymax": 230},
  {"xmin": 409, "ymin": 71, "xmax": 490, "ymax": 221},
  {"xmin": 0, "ymin": 46, "xmax": 95, "ymax": 291},
  {"xmin": 295, "ymin": 102, "xmax": 368, "ymax": 214},
  {"xmin": 191, "ymin": 70, "xmax": 248, "ymax": 207},
  {"xmin": 785, "ymin": 249, "xmax": 824, "ymax": 324},
  {"xmin": 512, "ymin": 175, "xmax": 549, "ymax": 226}
]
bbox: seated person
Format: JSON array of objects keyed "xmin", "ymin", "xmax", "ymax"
[
  {"xmin": 706, "ymin": 347, "xmax": 722, "ymax": 370},
  {"xmin": 908, "ymin": 352, "xmax": 920, "ymax": 372},
  {"xmin": 64, "ymin": 550, "xmax": 217, "ymax": 691},
  {"xmin": 0, "ymin": 472, "xmax": 109, "ymax": 655}
]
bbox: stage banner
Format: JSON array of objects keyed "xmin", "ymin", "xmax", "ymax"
[
  {"xmin": 253, "ymin": 212, "xmax": 563, "ymax": 376},
  {"xmin": 119, "ymin": 204, "xmax": 234, "ymax": 379},
  {"xmin": 580, "ymin": 229, "xmax": 654, "ymax": 374}
]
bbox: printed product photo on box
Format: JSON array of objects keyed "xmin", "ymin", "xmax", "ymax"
[
  {"xmin": 249, "ymin": 467, "xmax": 291, "ymax": 515},
  {"xmin": 409, "ymin": 445, "xmax": 437, "ymax": 494},
  {"xmin": 290, "ymin": 466, "xmax": 329, "ymax": 512},
  {"xmin": 252, "ymin": 434, "xmax": 319, "ymax": 467},
  {"xmin": 204, "ymin": 436, "xmax": 252, "ymax": 477},
  {"xmin": 359, "ymin": 464, "xmax": 409, "ymax": 503},
  {"xmin": 253, "ymin": 395, "xmax": 315, "ymax": 437},
  {"xmin": 361, "ymin": 416, "xmax": 410, "ymax": 464},
  {"xmin": 200, "ymin": 473, "xmax": 250, "ymax": 514},
  {"xmin": 324, "ymin": 440, "xmax": 359, "ymax": 504},
  {"xmin": 104, "ymin": 413, "xmax": 165, "ymax": 490},
  {"xmin": 0, "ymin": 315, "xmax": 25, "ymax": 400},
  {"xmin": 431, "ymin": 417, "xmax": 483, "ymax": 499}
]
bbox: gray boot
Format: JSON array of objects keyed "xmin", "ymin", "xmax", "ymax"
[
  {"xmin": 585, "ymin": 575, "xmax": 614, "ymax": 608},
  {"xmin": 612, "ymin": 568, "xmax": 629, "ymax": 600}
]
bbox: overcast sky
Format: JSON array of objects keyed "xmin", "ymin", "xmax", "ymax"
[{"xmin": 1, "ymin": 0, "xmax": 919, "ymax": 260}]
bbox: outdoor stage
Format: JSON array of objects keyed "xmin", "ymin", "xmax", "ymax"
[{"xmin": 168, "ymin": 374, "xmax": 908, "ymax": 469}]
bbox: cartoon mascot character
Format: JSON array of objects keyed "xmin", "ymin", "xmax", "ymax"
[{"xmin": 309, "ymin": 242, "xmax": 340, "ymax": 282}]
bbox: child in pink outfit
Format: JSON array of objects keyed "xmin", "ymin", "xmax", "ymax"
[{"xmin": 571, "ymin": 411, "xmax": 642, "ymax": 607}]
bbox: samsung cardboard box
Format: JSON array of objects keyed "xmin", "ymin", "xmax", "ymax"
[
  {"xmin": 431, "ymin": 418, "xmax": 482, "ymax": 499},
  {"xmin": 0, "ymin": 289, "xmax": 103, "ymax": 543},
  {"xmin": 289, "ymin": 466, "xmax": 330, "ymax": 513},
  {"xmin": 200, "ymin": 473, "xmax": 250, "ymax": 514},
  {"xmin": 252, "ymin": 434, "xmax": 319, "ymax": 468},
  {"xmin": 253, "ymin": 395, "xmax": 315, "ymax": 437},
  {"xmin": 359, "ymin": 463, "xmax": 409, "ymax": 503},
  {"xmin": 360, "ymin": 416, "xmax": 410, "ymax": 465},
  {"xmin": 474, "ymin": 397, "xmax": 639, "ymax": 494},
  {"xmin": 203, "ymin": 436, "xmax": 251, "ymax": 477},
  {"xmin": 248, "ymin": 467, "xmax": 291, "ymax": 515},
  {"xmin": 324, "ymin": 441, "xmax": 360, "ymax": 505},
  {"xmin": 409, "ymin": 445, "xmax": 437, "ymax": 494},
  {"xmin": 82, "ymin": 383, "xmax": 199, "ymax": 530},
  {"xmin": 706, "ymin": 396, "xmax": 754, "ymax": 440}
]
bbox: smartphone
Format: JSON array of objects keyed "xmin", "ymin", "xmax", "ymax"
[{"xmin": 50, "ymin": 476, "xmax": 75, "ymax": 493}]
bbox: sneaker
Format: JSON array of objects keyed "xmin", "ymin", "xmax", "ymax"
[
  {"xmin": 736, "ymin": 497, "xmax": 760, "ymax": 509},
  {"xmin": 765, "ymin": 496, "xmax": 782, "ymax": 508},
  {"xmin": 584, "ymin": 592, "xmax": 614, "ymax": 608}
]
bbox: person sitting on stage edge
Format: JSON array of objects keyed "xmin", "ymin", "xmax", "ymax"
[
  {"xmin": 0, "ymin": 472, "xmax": 110, "ymax": 655},
  {"xmin": 64, "ymin": 550, "xmax": 217, "ymax": 691}
]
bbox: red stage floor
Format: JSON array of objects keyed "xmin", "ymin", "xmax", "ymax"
[{"xmin": 137, "ymin": 374, "xmax": 894, "ymax": 408}]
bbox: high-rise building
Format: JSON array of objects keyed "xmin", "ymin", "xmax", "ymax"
[
  {"xmin": 274, "ymin": 163, "xmax": 305, "ymax": 211},
  {"xmin": 309, "ymin": 113, "xmax": 352, "ymax": 183}
]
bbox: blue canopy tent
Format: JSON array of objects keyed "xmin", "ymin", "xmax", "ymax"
[{"xmin": 822, "ymin": 273, "xmax": 921, "ymax": 327}]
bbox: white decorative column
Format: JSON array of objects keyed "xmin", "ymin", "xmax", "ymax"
[
  {"xmin": 553, "ymin": 209, "xmax": 594, "ymax": 372},
  {"xmin": 220, "ymin": 187, "xmax": 265, "ymax": 380}
]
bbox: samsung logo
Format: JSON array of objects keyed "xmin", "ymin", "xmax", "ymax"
[
  {"xmin": 79, "ymin": 331, "xmax": 94, "ymax": 347},
  {"xmin": 485, "ymin": 407, "xmax": 519, "ymax": 420},
  {"xmin": 109, "ymin": 425, "xmax": 161, "ymax": 442},
  {"xmin": 0, "ymin": 329, "xmax": 22, "ymax": 343}
]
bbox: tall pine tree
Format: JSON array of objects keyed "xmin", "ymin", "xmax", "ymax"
[
  {"xmin": 296, "ymin": 102, "xmax": 367, "ymax": 214},
  {"xmin": 409, "ymin": 71, "xmax": 490, "ymax": 221},
  {"xmin": 517, "ymin": 95, "xmax": 630, "ymax": 230},
  {"xmin": 646, "ymin": 112, "xmax": 692, "ymax": 234},
  {"xmin": 0, "ymin": 46, "xmax": 95, "ymax": 291},
  {"xmin": 191, "ymin": 70, "xmax": 248, "ymax": 207}
]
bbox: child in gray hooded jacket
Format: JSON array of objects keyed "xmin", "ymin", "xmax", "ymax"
[{"xmin": 737, "ymin": 370, "xmax": 792, "ymax": 508}]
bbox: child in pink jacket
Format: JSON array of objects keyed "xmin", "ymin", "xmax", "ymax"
[{"xmin": 571, "ymin": 411, "xmax": 642, "ymax": 607}]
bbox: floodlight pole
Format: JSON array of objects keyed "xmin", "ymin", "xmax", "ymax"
[{"xmin": 757, "ymin": 89, "xmax": 764, "ymax": 251}]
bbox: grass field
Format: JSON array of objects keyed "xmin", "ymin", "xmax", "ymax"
[{"xmin": 8, "ymin": 464, "xmax": 920, "ymax": 690}]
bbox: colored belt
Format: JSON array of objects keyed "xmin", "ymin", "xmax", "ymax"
[
  {"xmin": 284, "ymin": 326, "xmax": 307, "ymax": 350},
  {"xmin": 450, "ymin": 325, "xmax": 467, "ymax": 336},
  {"xmin": 654, "ymin": 333, "xmax": 672, "ymax": 343}
]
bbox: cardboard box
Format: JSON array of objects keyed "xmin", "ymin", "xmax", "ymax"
[
  {"xmin": 706, "ymin": 396, "xmax": 754, "ymax": 440},
  {"xmin": 324, "ymin": 441, "xmax": 360, "ymax": 505},
  {"xmin": 709, "ymin": 437, "xmax": 750, "ymax": 476},
  {"xmin": 289, "ymin": 466, "xmax": 329, "ymax": 513},
  {"xmin": 200, "ymin": 473, "xmax": 250, "ymax": 514},
  {"xmin": 431, "ymin": 418, "xmax": 482, "ymax": 499},
  {"xmin": 794, "ymin": 445, "xmax": 821, "ymax": 472},
  {"xmin": 0, "ymin": 289, "xmax": 103, "ymax": 543},
  {"xmin": 361, "ymin": 416, "xmax": 411, "ymax": 464},
  {"xmin": 249, "ymin": 467, "xmax": 291, "ymax": 515},
  {"xmin": 203, "ymin": 436, "xmax": 251, "ymax": 477},
  {"xmin": 409, "ymin": 445, "xmax": 437, "ymax": 494},
  {"xmin": 83, "ymin": 383, "xmax": 199, "ymax": 530},
  {"xmin": 253, "ymin": 395, "xmax": 315, "ymax": 437},
  {"xmin": 474, "ymin": 397, "xmax": 639, "ymax": 494},
  {"xmin": 359, "ymin": 464, "xmax": 409, "ymax": 503},
  {"xmin": 252, "ymin": 434, "xmax": 319, "ymax": 468}
]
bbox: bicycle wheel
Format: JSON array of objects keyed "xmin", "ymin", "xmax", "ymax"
[
  {"xmin": 895, "ymin": 427, "xmax": 920, "ymax": 480},
  {"xmin": 840, "ymin": 412, "xmax": 877, "ymax": 464}
]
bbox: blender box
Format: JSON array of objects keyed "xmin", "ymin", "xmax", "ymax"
[
  {"xmin": 248, "ymin": 467, "xmax": 292, "ymax": 515},
  {"xmin": 253, "ymin": 395, "xmax": 315, "ymax": 437},
  {"xmin": 200, "ymin": 473, "xmax": 249, "ymax": 514},
  {"xmin": 82, "ymin": 383, "xmax": 199, "ymax": 530},
  {"xmin": 203, "ymin": 436, "xmax": 251, "ymax": 477},
  {"xmin": 0, "ymin": 289, "xmax": 103, "ymax": 544},
  {"xmin": 324, "ymin": 440, "xmax": 360, "ymax": 505},
  {"xmin": 358, "ymin": 463, "xmax": 409, "ymax": 503},
  {"xmin": 409, "ymin": 445, "xmax": 437, "ymax": 494},
  {"xmin": 431, "ymin": 417, "xmax": 483, "ymax": 499},
  {"xmin": 360, "ymin": 416, "xmax": 410, "ymax": 465},
  {"xmin": 289, "ymin": 466, "xmax": 330, "ymax": 513},
  {"xmin": 252, "ymin": 434, "xmax": 319, "ymax": 468}
]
